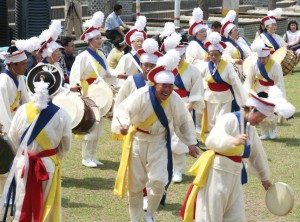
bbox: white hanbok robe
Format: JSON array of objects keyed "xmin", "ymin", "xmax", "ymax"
[
  {"xmin": 259, "ymin": 33, "xmax": 287, "ymax": 53},
  {"xmin": 195, "ymin": 112, "xmax": 270, "ymax": 222}
]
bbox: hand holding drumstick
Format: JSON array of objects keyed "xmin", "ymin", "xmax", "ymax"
[{"xmin": 116, "ymin": 117, "xmax": 129, "ymax": 135}]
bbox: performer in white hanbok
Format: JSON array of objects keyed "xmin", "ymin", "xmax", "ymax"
[
  {"xmin": 69, "ymin": 11, "xmax": 109, "ymax": 168},
  {"xmin": 112, "ymin": 50, "xmax": 199, "ymax": 222},
  {"xmin": 0, "ymin": 45, "xmax": 29, "ymax": 198},
  {"xmin": 113, "ymin": 16, "xmax": 147, "ymax": 86},
  {"xmin": 243, "ymin": 39, "xmax": 286, "ymax": 139},
  {"xmin": 8, "ymin": 65, "xmax": 72, "ymax": 222},
  {"xmin": 162, "ymin": 32, "xmax": 204, "ymax": 182},
  {"xmin": 200, "ymin": 32, "xmax": 247, "ymax": 142},
  {"xmin": 259, "ymin": 8, "xmax": 287, "ymax": 54},
  {"xmin": 186, "ymin": 7, "xmax": 209, "ymax": 68},
  {"xmin": 220, "ymin": 10, "xmax": 252, "ymax": 81}
]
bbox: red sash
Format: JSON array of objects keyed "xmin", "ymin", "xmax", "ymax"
[
  {"xmin": 208, "ymin": 82, "xmax": 230, "ymax": 92},
  {"xmin": 86, "ymin": 77, "xmax": 96, "ymax": 85},
  {"xmin": 259, "ymin": 79, "xmax": 274, "ymax": 86}
]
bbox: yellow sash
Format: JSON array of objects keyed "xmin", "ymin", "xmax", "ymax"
[
  {"xmin": 232, "ymin": 47, "xmax": 241, "ymax": 59},
  {"xmin": 114, "ymin": 96, "xmax": 170, "ymax": 198},
  {"xmin": 182, "ymin": 145, "xmax": 243, "ymax": 222},
  {"xmin": 25, "ymin": 102, "xmax": 61, "ymax": 222},
  {"xmin": 178, "ymin": 61, "xmax": 189, "ymax": 77},
  {"xmin": 203, "ymin": 51, "xmax": 208, "ymax": 60},
  {"xmin": 200, "ymin": 60, "xmax": 227, "ymax": 143},
  {"xmin": 10, "ymin": 91, "xmax": 21, "ymax": 113},
  {"xmin": 252, "ymin": 59, "xmax": 275, "ymax": 90}
]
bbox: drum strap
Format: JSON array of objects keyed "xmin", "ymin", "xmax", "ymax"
[{"xmin": 263, "ymin": 32, "xmax": 280, "ymax": 51}]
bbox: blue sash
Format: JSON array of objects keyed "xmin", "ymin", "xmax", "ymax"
[
  {"xmin": 1, "ymin": 69, "xmax": 18, "ymax": 87},
  {"xmin": 193, "ymin": 37, "xmax": 208, "ymax": 52},
  {"xmin": 86, "ymin": 47, "xmax": 107, "ymax": 71},
  {"xmin": 208, "ymin": 61, "xmax": 240, "ymax": 111},
  {"xmin": 263, "ymin": 32, "xmax": 280, "ymax": 50},
  {"xmin": 133, "ymin": 73, "xmax": 146, "ymax": 89},
  {"xmin": 20, "ymin": 102, "xmax": 60, "ymax": 145},
  {"xmin": 234, "ymin": 111, "xmax": 251, "ymax": 185},
  {"xmin": 257, "ymin": 60, "xmax": 273, "ymax": 82},
  {"xmin": 174, "ymin": 73, "xmax": 188, "ymax": 92},
  {"xmin": 149, "ymin": 86, "xmax": 172, "ymax": 205},
  {"xmin": 130, "ymin": 51, "xmax": 141, "ymax": 66},
  {"xmin": 224, "ymin": 38, "xmax": 244, "ymax": 59}
]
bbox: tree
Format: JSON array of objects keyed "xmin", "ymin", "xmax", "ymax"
[
  {"xmin": 197, "ymin": 0, "xmax": 208, "ymax": 20},
  {"xmin": 268, "ymin": 0, "xmax": 276, "ymax": 10},
  {"xmin": 104, "ymin": 0, "xmax": 117, "ymax": 18}
]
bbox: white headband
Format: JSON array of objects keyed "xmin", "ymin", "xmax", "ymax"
[
  {"xmin": 5, "ymin": 51, "xmax": 27, "ymax": 63},
  {"xmin": 140, "ymin": 53, "xmax": 158, "ymax": 64},
  {"xmin": 154, "ymin": 71, "xmax": 175, "ymax": 84},
  {"xmin": 41, "ymin": 41, "xmax": 63, "ymax": 58},
  {"xmin": 130, "ymin": 32, "xmax": 144, "ymax": 42}
]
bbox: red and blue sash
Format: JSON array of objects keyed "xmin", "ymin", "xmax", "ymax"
[
  {"xmin": 257, "ymin": 60, "xmax": 273, "ymax": 82},
  {"xmin": 133, "ymin": 72, "xmax": 146, "ymax": 89},
  {"xmin": 149, "ymin": 86, "xmax": 172, "ymax": 205},
  {"xmin": 86, "ymin": 47, "xmax": 107, "ymax": 71},
  {"xmin": 263, "ymin": 32, "xmax": 280, "ymax": 51}
]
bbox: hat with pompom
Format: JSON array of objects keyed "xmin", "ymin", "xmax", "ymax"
[
  {"xmin": 38, "ymin": 20, "xmax": 63, "ymax": 58},
  {"xmin": 262, "ymin": 8, "xmax": 282, "ymax": 27},
  {"xmin": 125, "ymin": 16, "xmax": 147, "ymax": 46},
  {"xmin": 160, "ymin": 22, "xmax": 176, "ymax": 38},
  {"xmin": 220, "ymin": 10, "xmax": 236, "ymax": 38},
  {"xmin": 147, "ymin": 49, "xmax": 180, "ymax": 84},
  {"xmin": 4, "ymin": 45, "xmax": 27, "ymax": 64},
  {"xmin": 204, "ymin": 32, "xmax": 227, "ymax": 52},
  {"xmin": 160, "ymin": 32, "xmax": 187, "ymax": 56},
  {"xmin": 137, "ymin": 38, "xmax": 163, "ymax": 64},
  {"xmin": 251, "ymin": 39, "xmax": 270, "ymax": 57},
  {"xmin": 81, "ymin": 11, "xmax": 104, "ymax": 41},
  {"xmin": 188, "ymin": 7, "xmax": 206, "ymax": 36}
]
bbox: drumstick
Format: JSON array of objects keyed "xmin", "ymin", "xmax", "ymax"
[
  {"xmin": 240, "ymin": 112, "xmax": 244, "ymax": 135},
  {"xmin": 245, "ymin": 122, "xmax": 250, "ymax": 145},
  {"xmin": 116, "ymin": 117, "xmax": 124, "ymax": 130},
  {"xmin": 76, "ymin": 83, "xmax": 82, "ymax": 96}
]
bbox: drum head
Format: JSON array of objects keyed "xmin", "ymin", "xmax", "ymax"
[
  {"xmin": 52, "ymin": 92, "xmax": 85, "ymax": 129},
  {"xmin": 272, "ymin": 47, "xmax": 287, "ymax": 63},
  {"xmin": 86, "ymin": 81, "xmax": 113, "ymax": 117},
  {"xmin": 0, "ymin": 136, "xmax": 15, "ymax": 174},
  {"xmin": 243, "ymin": 54, "xmax": 257, "ymax": 75},
  {"xmin": 265, "ymin": 182, "xmax": 294, "ymax": 216}
]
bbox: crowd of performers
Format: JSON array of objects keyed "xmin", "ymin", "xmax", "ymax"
[{"xmin": 0, "ymin": 5, "xmax": 297, "ymax": 222}]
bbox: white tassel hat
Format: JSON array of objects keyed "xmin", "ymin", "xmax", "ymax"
[
  {"xmin": 125, "ymin": 16, "xmax": 147, "ymax": 46},
  {"xmin": 204, "ymin": 32, "xmax": 227, "ymax": 52},
  {"xmin": 251, "ymin": 39, "xmax": 270, "ymax": 57},
  {"xmin": 220, "ymin": 10, "xmax": 236, "ymax": 38},
  {"xmin": 188, "ymin": 7, "xmax": 206, "ymax": 36},
  {"xmin": 262, "ymin": 8, "xmax": 283, "ymax": 27},
  {"xmin": 137, "ymin": 38, "xmax": 163, "ymax": 64},
  {"xmin": 81, "ymin": 11, "xmax": 105, "ymax": 42}
]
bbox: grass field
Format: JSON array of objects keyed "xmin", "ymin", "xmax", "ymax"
[{"xmin": 3, "ymin": 69, "xmax": 299, "ymax": 222}]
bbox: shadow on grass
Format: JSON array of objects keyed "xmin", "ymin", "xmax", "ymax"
[
  {"xmin": 292, "ymin": 112, "xmax": 300, "ymax": 118},
  {"xmin": 93, "ymin": 159, "xmax": 120, "ymax": 171},
  {"xmin": 62, "ymin": 176, "xmax": 115, "ymax": 190},
  {"xmin": 62, "ymin": 197, "xmax": 102, "ymax": 209},
  {"xmin": 159, "ymin": 202, "xmax": 182, "ymax": 217},
  {"xmin": 268, "ymin": 137, "xmax": 300, "ymax": 147}
]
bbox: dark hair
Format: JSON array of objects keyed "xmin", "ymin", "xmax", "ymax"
[
  {"xmin": 287, "ymin": 20, "xmax": 298, "ymax": 31},
  {"xmin": 211, "ymin": 21, "xmax": 222, "ymax": 29},
  {"xmin": 61, "ymin": 37, "xmax": 73, "ymax": 47},
  {"xmin": 112, "ymin": 37, "xmax": 125, "ymax": 49},
  {"xmin": 114, "ymin": 3, "xmax": 122, "ymax": 11},
  {"xmin": 242, "ymin": 106, "xmax": 259, "ymax": 113},
  {"xmin": 257, "ymin": 91, "xmax": 268, "ymax": 98}
]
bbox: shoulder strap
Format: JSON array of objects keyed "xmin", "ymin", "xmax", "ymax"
[{"xmin": 133, "ymin": 73, "xmax": 146, "ymax": 89}]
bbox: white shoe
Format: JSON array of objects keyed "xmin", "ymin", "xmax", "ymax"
[
  {"xmin": 143, "ymin": 196, "xmax": 148, "ymax": 211},
  {"xmin": 82, "ymin": 159, "xmax": 97, "ymax": 168},
  {"xmin": 269, "ymin": 129, "xmax": 277, "ymax": 139},
  {"xmin": 172, "ymin": 171, "xmax": 183, "ymax": 183},
  {"xmin": 144, "ymin": 215, "xmax": 155, "ymax": 222},
  {"xmin": 92, "ymin": 158, "xmax": 104, "ymax": 166},
  {"xmin": 259, "ymin": 134, "xmax": 269, "ymax": 140}
]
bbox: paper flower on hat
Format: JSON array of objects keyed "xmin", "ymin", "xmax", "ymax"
[
  {"xmin": 80, "ymin": 11, "xmax": 104, "ymax": 41},
  {"xmin": 204, "ymin": 32, "xmax": 227, "ymax": 52},
  {"xmin": 138, "ymin": 38, "xmax": 163, "ymax": 64},
  {"xmin": 160, "ymin": 22, "xmax": 176, "ymax": 38},
  {"xmin": 15, "ymin": 37, "xmax": 41, "ymax": 53},
  {"xmin": 38, "ymin": 20, "xmax": 63, "ymax": 58},
  {"xmin": 125, "ymin": 16, "xmax": 147, "ymax": 46},
  {"xmin": 251, "ymin": 39, "xmax": 270, "ymax": 57},
  {"xmin": 147, "ymin": 49, "xmax": 180, "ymax": 83},
  {"xmin": 188, "ymin": 7, "xmax": 205, "ymax": 36},
  {"xmin": 220, "ymin": 10, "xmax": 236, "ymax": 38}
]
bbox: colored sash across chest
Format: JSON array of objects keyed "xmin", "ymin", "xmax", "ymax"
[
  {"xmin": 86, "ymin": 48, "xmax": 107, "ymax": 71},
  {"xmin": 174, "ymin": 61, "xmax": 190, "ymax": 97},
  {"xmin": 133, "ymin": 72, "xmax": 146, "ymax": 89},
  {"xmin": 255, "ymin": 59, "xmax": 275, "ymax": 87},
  {"xmin": 193, "ymin": 38, "xmax": 208, "ymax": 59},
  {"xmin": 129, "ymin": 51, "xmax": 142, "ymax": 74},
  {"xmin": 208, "ymin": 60, "xmax": 230, "ymax": 91},
  {"xmin": 263, "ymin": 32, "xmax": 280, "ymax": 51},
  {"xmin": 224, "ymin": 38, "xmax": 244, "ymax": 59}
]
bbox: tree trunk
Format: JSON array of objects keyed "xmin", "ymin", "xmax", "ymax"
[
  {"xmin": 104, "ymin": 0, "xmax": 117, "ymax": 18},
  {"xmin": 197, "ymin": 0, "xmax": 209, "ymax": 20},
  {"xmin": 268, "ymin": 0, "xmax": 276, "ymax": 10}
]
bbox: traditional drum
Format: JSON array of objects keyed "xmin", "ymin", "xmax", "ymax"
[
  {"xmin": 265, "ymin": 182, "xmax": 295, "ymax": 216},
  {"xmin": 0, "ymin": 135, "xmax": 15, "ymax": 174},
  {"xmin": 86, "ymin": 81, "xmax": 114, "ymax": 117},
  {"xmin": 272, "ymin": 47, "xmax": 297, "ymax": 76},
  {"xmin": 242, "ymin": 54, "xmax": 258, "ymax": 77},
  {"xmin": 52, "ymin": 91, "xmax": 96, "ymax": 135}
]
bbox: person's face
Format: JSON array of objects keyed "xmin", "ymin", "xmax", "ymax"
[
  {"xmin": 11, "ymin": 59, "xmax": 28, "ymax": 75},
  {"xmin": 229, "ymin": 26, "xmax": 239, "ymax": 40},
  {"xmin": 51, "ymin": 48, "xmax": 62, "ymax": 63},
  {"xmin": 154, "ymin": 83, "xmax": 174, "ymax": 103},
  {"xmin": 89, "ymin": 35, "xmax": 102, "ymax": 49},
  {"xmin": 131, "ymin": 38, "xmax": 143, "ymax": 51},
  {"xmin": 267, "ymin": 23, "xmax": 277, "ymax": 34},
  {"xmin": 290, "ymin": 23, "xmax": 297, "ymax": 32},
  {"xmin": 141, "ymin": 62, "xmax": 156, "ymax": 77},
  {"xmin": 195, "ymin": 28, "xmax": 207, "ymax": 41},
  {"xmin": 208, "ymin": 50, "xmax": 222, "ymax": 64},
  {"xmin": 258, "ymin": 55, "xmax": 269, "ymax": 65},
  {"xmin": 64, "ymin": 41, "xmax": 75, "ymax": 54},
  {"xmin": 115, "ymin": 9, "xmax": 122, "ymax": 16},
  {"xmin": 247, "ymin": 107, "xmax": 267, "ymax": 126}
]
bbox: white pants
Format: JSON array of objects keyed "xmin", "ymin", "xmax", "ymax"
[
  {"xmin": 260, "ymin": 116, "xmax": 277, "ymax": 136},
  {"xmin": 171, "ymin": 132, "xmax": 189, "ymax": 173},
  {"xmin": 207, "ymin": 101, "xmax": 232, "ymax": 130},
  {"xmin": 195, "ymin": 155, "xmax": 246, "ymax": 222}
]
